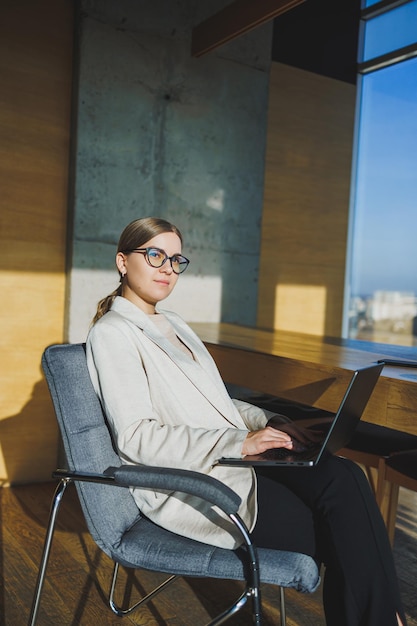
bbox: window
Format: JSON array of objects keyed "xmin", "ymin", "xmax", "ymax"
[
  {"xmin": 362, "ymin": 1, "xmax": 417, "ymax": 62},
  {"xmin": 345, "ymin": 0, "xmax": 417, "ymax": 346}
]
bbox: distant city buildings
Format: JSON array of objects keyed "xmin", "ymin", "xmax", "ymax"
[{"xmin": 348, "ymin": 291, "xmax": 417, "ymax": 346}]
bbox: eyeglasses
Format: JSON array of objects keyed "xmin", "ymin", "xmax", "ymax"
[{"xmin": 125, "ymin": 247, "xmax": 190, "ymax": 274}]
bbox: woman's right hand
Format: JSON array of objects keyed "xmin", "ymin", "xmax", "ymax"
[{"xmin": 242, "ymin": 426, "xmax": 294, "ymax": 456}]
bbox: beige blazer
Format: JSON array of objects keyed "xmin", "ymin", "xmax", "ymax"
[{"xmin": 86, "ymin": 296, "xmax": 269, "ymax": 549}]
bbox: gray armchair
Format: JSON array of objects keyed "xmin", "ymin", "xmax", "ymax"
[{"xmin": 29, "ymin": 344, "xmax": 320, "ymax": 625}]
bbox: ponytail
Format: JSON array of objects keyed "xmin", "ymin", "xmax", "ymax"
[{"xmin": 91, "ymin": 284, "xmax": 122, "ymax": 325}]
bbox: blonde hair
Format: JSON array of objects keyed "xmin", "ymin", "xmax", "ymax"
[{"xmin": 91, "ymin": 217, "xmax": 183, "ymax": 325}]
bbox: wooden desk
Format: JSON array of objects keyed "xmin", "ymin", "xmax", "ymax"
[{"xmin": 191, "ymin": 323, "xmax": 417, "ymax": 436}]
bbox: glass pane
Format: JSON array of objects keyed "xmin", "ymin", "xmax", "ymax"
[
  {"xmin": 363, "ymin": 0, "xmax": 417, "ymax": 61},
  {"xmin": 348, "ymin": 56, "xmax": 417, "ymax": 346}
]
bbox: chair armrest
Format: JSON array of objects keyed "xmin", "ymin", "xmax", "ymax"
[
  {"xmin": 53, "ymin": 467, "xmax": 256, "ymax": 584},
  {"xmin": 52, "ymin": 466, "xmax": 242, "ymax": 516},
  {"xmin": 108, "ymin": 465, "xmax": 242, "ymax": 516},
  {"xmin": 53, "ymin": 469, "xmax": 117, "ymax": 484}
]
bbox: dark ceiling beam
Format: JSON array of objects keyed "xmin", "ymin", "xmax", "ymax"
[{"xmin": 191, "ymin": 0, "xmax": 306, "ymax": 57}]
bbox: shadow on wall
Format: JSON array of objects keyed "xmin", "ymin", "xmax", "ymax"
[{"xmin": 0, "ymin": 379, "xmax": 59, "ymax": 486}]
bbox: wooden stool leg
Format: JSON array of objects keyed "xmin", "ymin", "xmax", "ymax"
[
  {"xmin": 364, "ymin": 465, "xmax": 378, "ymax": 495},
  {"xmin": 376, "ymin": 457, "xmax": 400, "ymax": 545},
  {"xmin": 387, "ymin": 483, "xmax": 399, "ymax": 545}
]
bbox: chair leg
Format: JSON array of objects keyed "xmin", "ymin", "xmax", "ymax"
[
  {"xmin": 109, "ymin": 561, "xmax": 178, "ymax": 616},
  {"xmin": 207, "ymin": 584, "xmax": 285, "ymax": 626},
  {"xmin": 280, "ymin": 587, "xmax": 286, "ymax": 626},
  {"xmin": 206, "ymin": 588, "xmax": 254, "ymax": 626},
  {"xmin": 28, "ymin": 479, "xmax": 72, "ymax": 626}
]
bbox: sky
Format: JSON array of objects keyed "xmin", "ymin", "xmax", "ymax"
[{"xmin": 349, "ymin": 5, "xmax": 417, "ymax": 297}]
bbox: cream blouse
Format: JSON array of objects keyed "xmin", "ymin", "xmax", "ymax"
[{"xmin": 148, "ymin": 313, "xmax": 194, "ymax": 360}]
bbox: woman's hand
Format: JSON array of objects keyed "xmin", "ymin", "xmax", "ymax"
[
  {"xmin": 268, "ymin": 420, "xmax": 326, "ymax": 446},
  {"xmin": 242, "ymin": 426, "xmax": 294, "ymax": 456}
]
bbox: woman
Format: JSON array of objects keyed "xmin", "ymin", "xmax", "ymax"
[{"xmin": 86, "ymin": 216, "xmax": 406, "ymax": 626}]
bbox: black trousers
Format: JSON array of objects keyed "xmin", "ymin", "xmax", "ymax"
[{"xmin": 251, "ymin": 455, "xmax": 406, "ymax": 626}]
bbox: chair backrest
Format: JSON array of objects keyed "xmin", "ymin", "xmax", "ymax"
[{"xmin": 42, "ymin": 343, "xmax": 141, "ymax": 556}]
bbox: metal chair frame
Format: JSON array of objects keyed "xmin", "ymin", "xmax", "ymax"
[
  {"xmin": 28, "ymin": 343, "xmax": 320, "ymax": 625},
  {"xmin": 28, "ymin": 468, "xmax": 276, "ymax": 626}
]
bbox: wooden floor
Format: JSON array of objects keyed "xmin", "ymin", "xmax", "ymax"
[{"xmin": 1, "ymin": 481, "xmax": 416, "ymax": 626}]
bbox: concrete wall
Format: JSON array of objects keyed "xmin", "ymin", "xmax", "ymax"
[{"xmin": 68, "ymin": 0, "xmax": 273, "ymax": 342}]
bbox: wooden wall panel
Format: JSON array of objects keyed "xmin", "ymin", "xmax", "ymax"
[
  {"xmin": 0, "ymin": 1, "xmax": 73, "ymax": 484},
  {"xmin": 258, "ymin": 62, "xmax": 356, "ymax": 336}
]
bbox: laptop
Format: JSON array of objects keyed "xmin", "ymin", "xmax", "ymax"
[{"xmin": 218, "ymin": 362, "xmax": 384, "ymax": 468}]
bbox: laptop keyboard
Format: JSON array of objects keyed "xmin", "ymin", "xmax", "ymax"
[{"xmin": 261, "ymin": 443, "xmax": 319, "ymax": 461}]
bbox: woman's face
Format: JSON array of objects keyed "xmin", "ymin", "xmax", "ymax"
[{"xmin": 116, "ymin": 231, "xmax": 182, "ymax": 314}]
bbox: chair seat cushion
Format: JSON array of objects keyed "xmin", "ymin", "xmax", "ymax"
[
  {"xmin": 114, "ymin": 516, "xmax": 320, "ymax": 593},
  {"xmin": 386, "ymin": 449, "xmax": 417, "ymax": 480}
]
